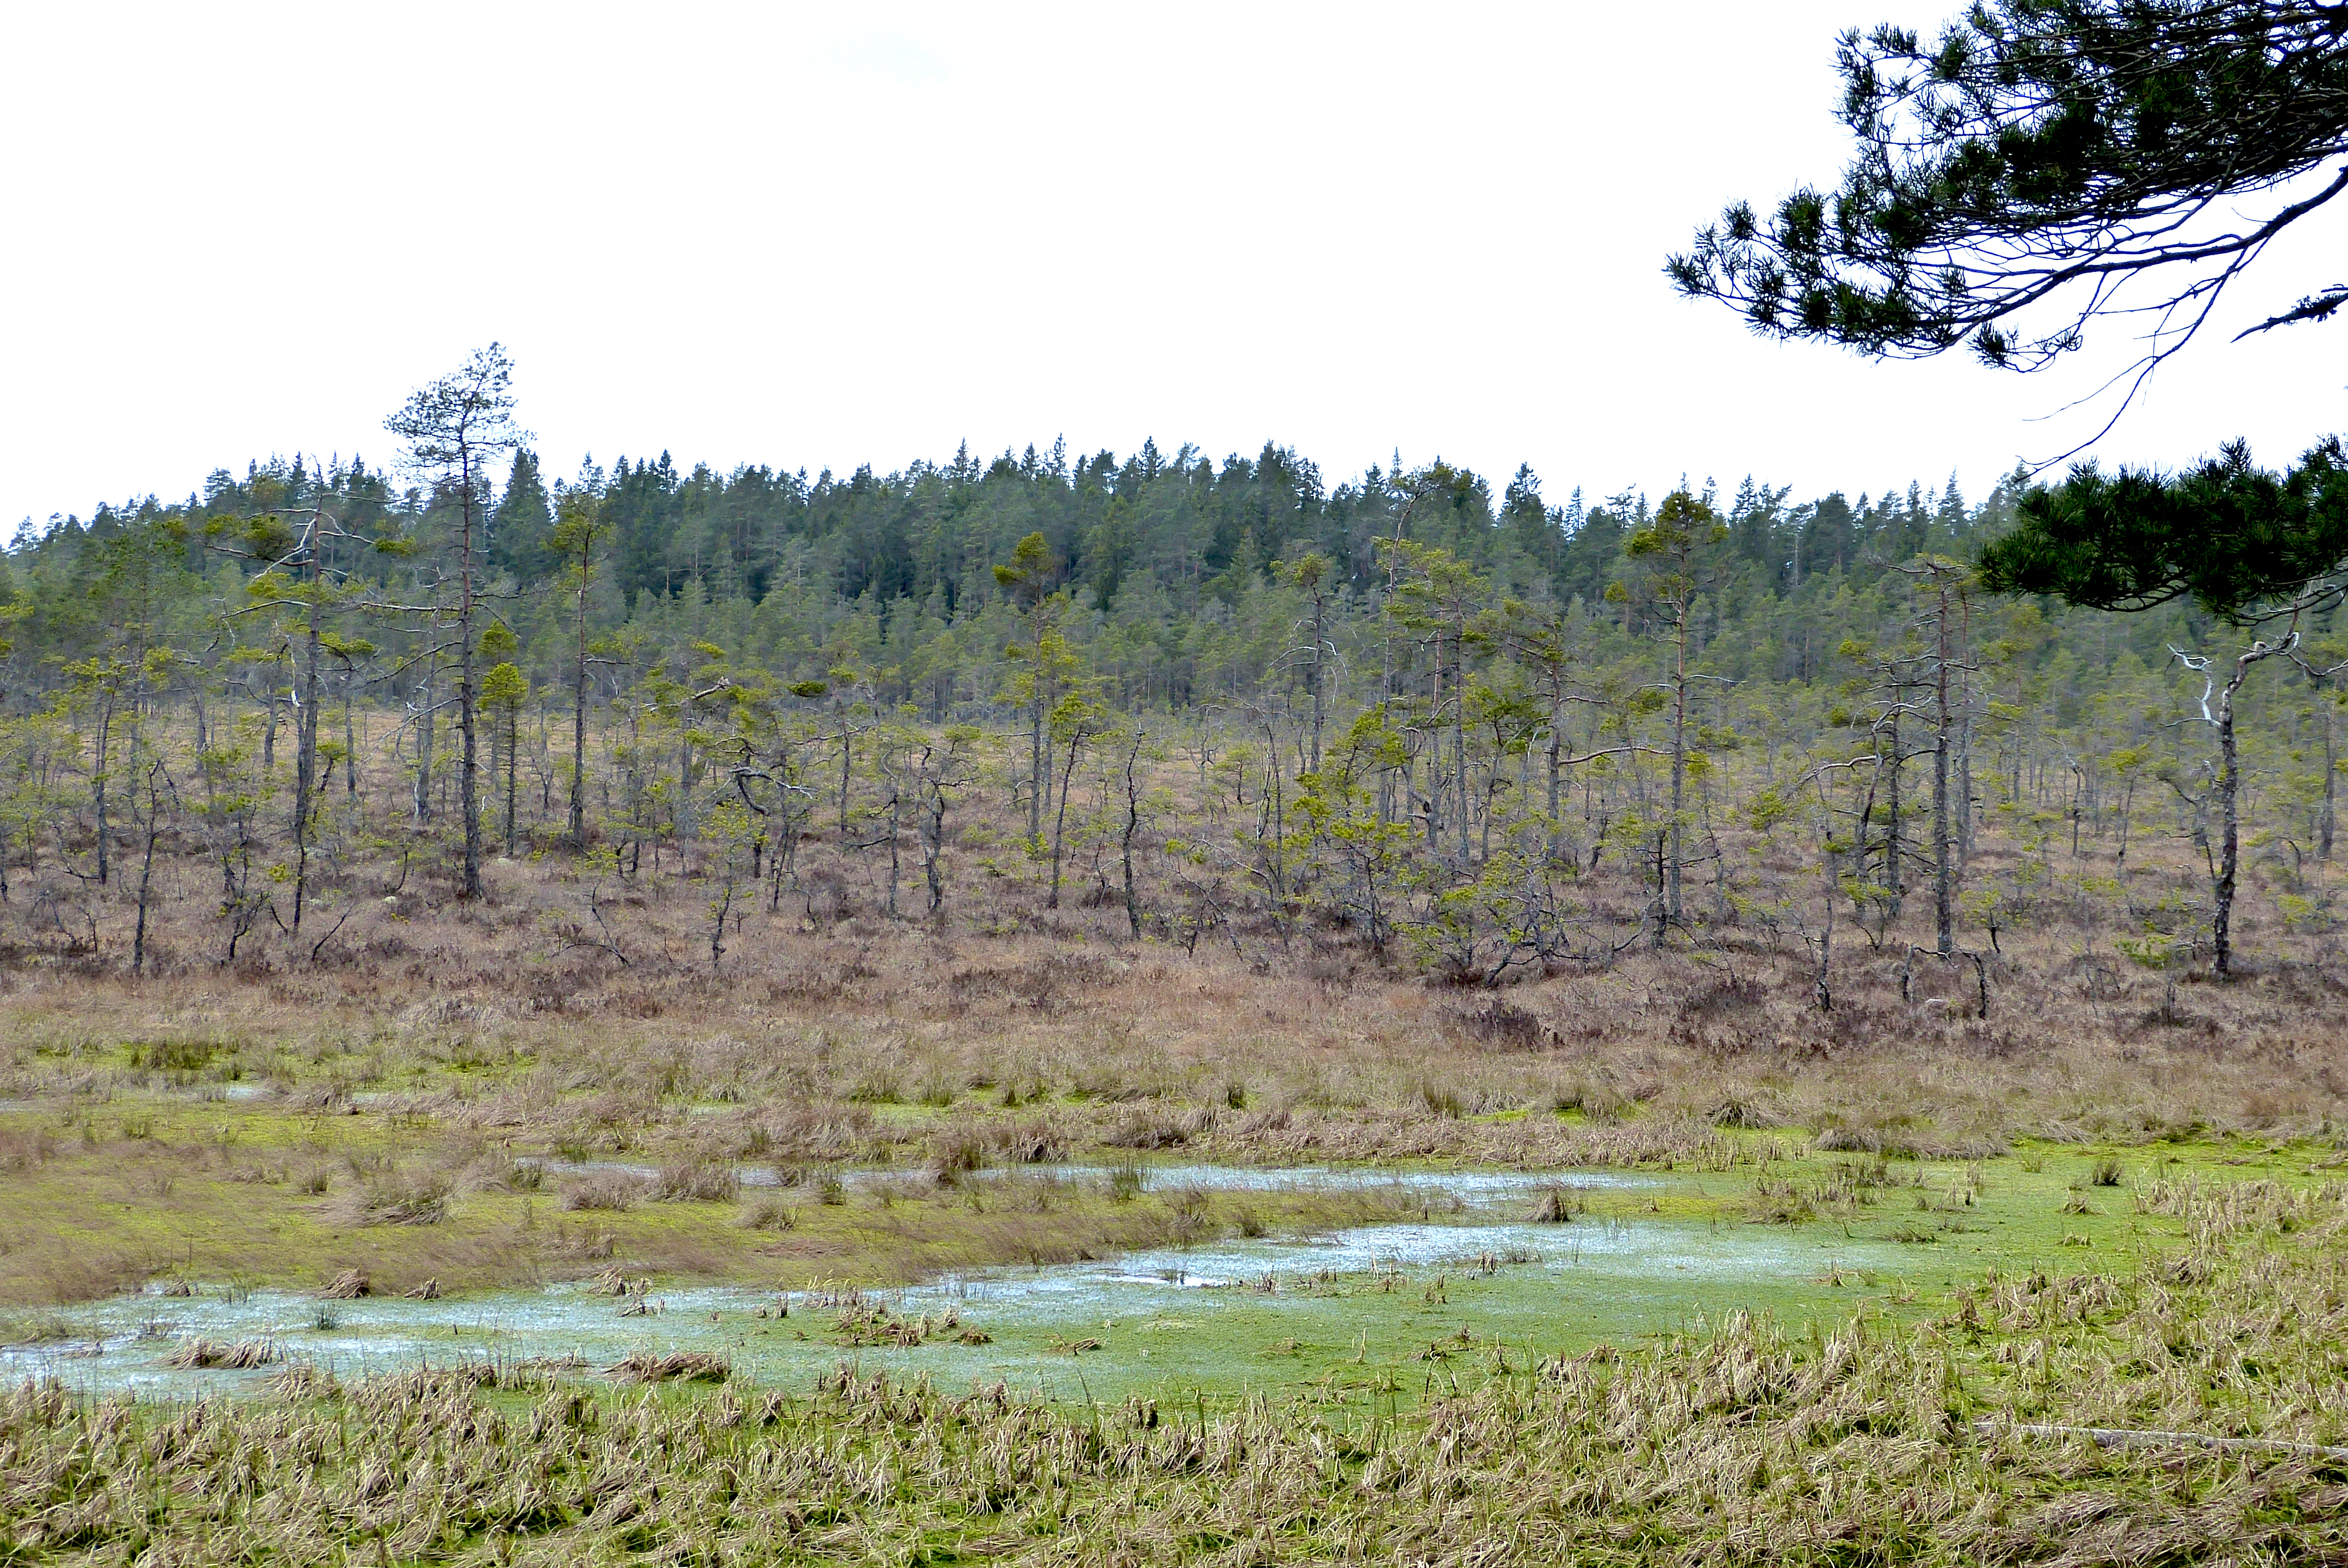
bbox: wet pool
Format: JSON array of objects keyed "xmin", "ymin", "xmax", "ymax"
[
  {"xmin": 4, "ymin": 1165, "xmax": 1910, "ymax": 1403},
  {"xmin": 522, "ymin": 1157, "xmax": 1666, "ymax": 1202}
]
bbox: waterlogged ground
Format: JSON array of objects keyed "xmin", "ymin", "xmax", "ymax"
[{"xmin": 0, "ymin": 1157, "xmax": 2187, "ymax": 1404}]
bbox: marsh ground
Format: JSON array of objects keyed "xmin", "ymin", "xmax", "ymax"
[
  {"xmin": 4, "ymin": 821, "xmax": 2347, "ymax": 1561},
  {"xmin": 4, "ymin": 1175, "xmax": 2344, "ymax": 1565},
  {"xmin": 3, "ymin": 866, "xmax": 2343, "ymax": 1309},
  {"xmin": 2, "ymin": 927, "xmax": 2339, "ymax": 1411}
]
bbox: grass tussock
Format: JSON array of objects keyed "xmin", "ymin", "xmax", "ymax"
[
  {"xmin": 1525, "ymin": 1184, "xmax": 1585, "ymax": 1223},
  {"xmin": 317, "ymin": 1268, "xmax": 370, "ymax": 1299},
  {"xmin": 562, "ymin": 1172, "xmax": 643, "ymax": 1212},
  {"xmin": 332, "ymin": 1168, "xmax": 451, "ymax": 1227},
  {"xmin": 738, "ymin": 1196, "xmax": 796, "ymax": 1231},
  {"xmin": 652, "ymin": 1162, "xmax": 740, "ymax": 1203},
  {"xmin": 159, "ymin": 1336, "xmax": 276, "ymax": 1370},
  {"xmin": 604, "ymin": 1350, "xmax": 727, "ymax": 1383}
]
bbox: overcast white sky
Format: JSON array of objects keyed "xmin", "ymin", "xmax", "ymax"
[{"xmin": 5, "ymin": 2, "xmax": 2344, "ymax": 532}]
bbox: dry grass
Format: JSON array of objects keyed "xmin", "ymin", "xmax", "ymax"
[
  {"xmin": 1, "ymin": 901, "xmax": 2339, "ymax": 1303},
  {"xmin": 317, "ymin": 1268, "xmax": 369, "ymax": 1299},
  {"xmin": 0, "ymin": 738, "xmax": 2340, "ymax": 1165},
  {"xmin": 5, "ymin": 912, "xmax": 2336, "ymax": 1177},
  {"xmin": 158, "ymin": 1336, "xmax": 275, "ymax": 1370},
  {"xmin": 332, "ymin": 1166, "xmax": 451, "ymax": 1226},
  {"xmin": 561, "ymin": 1172, "xmax": 642, "ymax": 1212},
  {"xmin": 603, "ymin": 1350, "xmax": 727, "ymax": 1383},
  {"xmin": 650, "ymin": 1162, "xmax": 738, "ymax": 1203},
  {"xmin": 0, "ymin": 759, "xmax": 2343, "ymax": 1308}
]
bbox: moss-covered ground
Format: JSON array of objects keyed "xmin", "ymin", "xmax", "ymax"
[{"xmin": 6, "ymin": 1065, "xmax": 2341, "ymax": 1410}]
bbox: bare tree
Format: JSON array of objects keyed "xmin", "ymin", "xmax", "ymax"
[
  {"xmin": 1118, "ymin": 725, "xmax": 1153, "ymax": 938},
  {"xmin": 2172, "ymin": 630, "xmax": 2301, "ymax": 979},
  {"xmin": 1046, "ymin": 693, "xmax": 1112, "ymax": 910}
]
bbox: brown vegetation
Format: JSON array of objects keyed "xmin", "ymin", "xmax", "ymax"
[{"xmin": 0, "ymin": 744, "xmax": 2342, "ymax": 1306}]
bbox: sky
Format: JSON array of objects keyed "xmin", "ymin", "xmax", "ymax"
[{"xmin": 4, "ymin": 1, "xmax": 2345, "ymax": 533}]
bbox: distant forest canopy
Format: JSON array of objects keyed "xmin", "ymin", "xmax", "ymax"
[
  {"xmin": 5, "ymin": 413, "xmax": 2343, "ymax": 992},
  {"xmin": 7, "ymin": 437, "xmax": 2106, "ymax": 713}
]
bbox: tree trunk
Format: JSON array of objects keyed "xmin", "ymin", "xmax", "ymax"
[
  {"xmin": 570, "ymin": 605, "xmax": 589, "ymax": 849},
  {"xmin": 92, "ymin": 701, "xmax": 112, "ymax": 887},
  {"xmin": 1028, "ymin": 695, "xmax": 1045, "ymax": 844},
  {"xmin": 1307, "ymin": 590, "xmax": 1327, "ymax": 771},
  {"xmin": 457, "ymin": 458, "xmax": 484, "ymax": 899},
  {"xmin": 1121, "ymin": 729, "xmax": 1145, "ymax": 939},
  {"xmin": 1047, "ymin": 727, "xmax": 1086, "ymax": 909},
  {"xmin": 505, "ymin": 707, "xmax": 520, "ymax": 856},
  {"xmin": 1649, "ymin": 831, "xmax": 1669, "ymax": 952},
  {"xmin": 293, "ymin": 583, "xmax": 322, "ymax": 931},
  {"xmin": 1668, "ymin": 613, "xmax": 1688, "ymax": 927},
  {"xmin": 1934, "ymin": 677, "xmax": 1954, "ymax": 958},
  {"xmin": 924, "ymin": 789, "xmax": 947, "ymax": 914},
  {"xmin": 1885, "ymin": 709, "xmax": 1904, "ymax": 918},
  {"xmin": 885, "ymin": 784, "xmax": 902, "ymax": 917},
  {"xmin": 1814, "ymin": 848, "xmax": 1834, "ymax": 1012},
  {"xmin": 1545, "ymin": 687, "xmax": 1563, "ymax": 855},
  {"xmin": 1426, "ymin": 631, "xmax": 1446, "ymax": 859},
  {"xmin": 2215, "ymin": 691, "xmax": 2241, "ymax": 979},
  {"xmin": 133, "ymin": 766, "xmax": 161, "ymax": 975},
  {"xmin": 2207, "ymin": 637, "xmax": 2290, "ymax": 980},
  {"xmin": 414, "ymin": 655, "xmax": 436, "ymax": 824},
  {"xmin": 2321, "ymin": 690, "xmax": 2337, "ymax": 863},
  {"xmin": 838, "ymin": 704, "xmax": 855, "ymax": 836},
  {"xmin": 1452, "ymin": 624, "xmax": 1470, "ymax": 869}
]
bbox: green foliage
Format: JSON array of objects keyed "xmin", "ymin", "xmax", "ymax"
[
  {"xmin": 1981, "ymin": 438, "xmax": 2348, "ymax": 623},
  {"xmin": 479, "ymin": 661, "xmax": 528, "ymax": 711},
  {"xmin": 1672, "ymin": 1, "xmax": 2348, "ymax": 371}
]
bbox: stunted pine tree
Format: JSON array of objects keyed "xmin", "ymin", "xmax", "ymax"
[
  {"xmin": 996, "ymin": 532, "xmax": 1074, "ymax": 846},
  {"xmin": 1619, "ymin": 488, "xmax": 1728, "ymax": 932},
  {"xmin": 478, "ymin": 624, "xmax": 529, "ymax": 856},
  {"xmin": 1899, "ymin": 559, "xmax": 1978, "ymax": 958},
  {"xmin": 386, "ymin": 344, "xmax": 530, "ymax": 898},
  {"xmin": 548, "ymin": 476, "xmax": 610, "ymax": 849},
  {"xmin": 1381, "ymin": 538, "xmax": 1488, "ymax": 870}
]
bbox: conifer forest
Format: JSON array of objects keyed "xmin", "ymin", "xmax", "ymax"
[{"xmin": 5, "ymin": 380, "xmax": 2339, "ymax": 992}]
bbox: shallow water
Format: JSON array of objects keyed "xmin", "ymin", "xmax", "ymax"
[
  {"xmin": 971, "ymin": 1164, "xmax": 1658, "ymax": 1199},
  {"xmin": 524, "ymin": 1158, "xmax": 1661, "ymax": 1199},
  {"xmin": 4, "ymin": 1164, "xmax": 1907, "ymax": 1403}
]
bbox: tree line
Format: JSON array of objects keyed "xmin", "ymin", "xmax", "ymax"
[{"xmin": 0, "ymin": 346, "xmax": 2339, "ymax": 988}]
